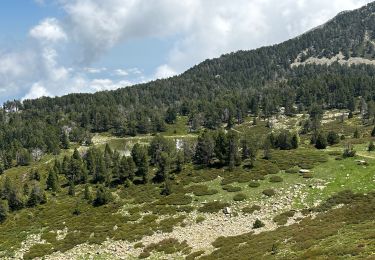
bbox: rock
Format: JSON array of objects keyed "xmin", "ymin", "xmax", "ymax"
[
  {"xmin": 299, "ymin": 169, "xmax": 311, "ymax": 174},
  {"xmin": 223, "ymin": 207, "xmax": 232, "ymax": 215}
]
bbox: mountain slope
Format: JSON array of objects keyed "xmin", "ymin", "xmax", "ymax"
[{"xmin": 2, "ymin": 2, "xmax": 375, "ymax": 169}]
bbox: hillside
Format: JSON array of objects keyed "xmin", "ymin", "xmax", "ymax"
[{"xmin": 1, "ymin": 2, "xmax": 375, "ymax": 260}]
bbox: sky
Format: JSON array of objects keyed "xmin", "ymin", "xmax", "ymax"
[{"xmin": 0, "ymin": 0, "xmax": 373, "ymax": 103}]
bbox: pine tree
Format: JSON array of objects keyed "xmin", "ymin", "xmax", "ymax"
[
  {"xmin": 83, "ymin": 184, "xmax": 92, "ymax": 201},
  {"xmin": 315, "ymin": 133, "xmax": 328, "ymax": 150},
  {"xmin": 353, "ymin": 128, "xmax": 360, "ymax": 139},
  {"xmin": 154, "ymin": 152, "xmax": 171, "ymax": 182},
  {"xmin": 0, "ymin": 200, "xmax": 9, "ymax": 223},
  {"xmin": 368, "ymin": 141, "xmax": 375, "ymax": 152},
  {"xmin": 46, "ymin": 168, "xmax": 59, "ymax": 192},
  {"xmin": 8, "ymin": 187, "xmax": 25, "ymax": 211},
  {"xmin": 93, "ymin": 185, "xmax": 112, "ymax": 206},
  {"xmin": 27, "ymin": 184, "xmax": 47, "ymax": 207},
  {"xmin": 194, "ymin": 131, "xmax": 215, "ymax": 166},
  {"xmin": 291, "ymin": 133, "xmax": 299, "ymax": 149},
  {"xmin": 327, "ymin": 131, "xmax": 340, "ymax": 145},
  {"xmin": 175, "ymin": 151, "xmax": 184, "ymax": 172},
  {"xmin": 68, "ymin": 181, "xmax": 75, "ymax": 196},
  {"xmin": 371, "ymin": 126, "xmax": 375, "ymax": 137},
  {"xmin": 61, "ymin": 131, "xmax": 70, "ymax": 149}
]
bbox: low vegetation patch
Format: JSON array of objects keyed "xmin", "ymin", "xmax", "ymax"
[
  {"xmin": 186, "ymin": 185, "xmax": 218, "ymax": 196},
  {"xmin": 222, "ymin": 185, "xmax": 242, "ymax": 192},
  {"xmin": 273, "ymin": 210, "xmax": 296, "ymax": 225},
  {"xmin": 248, "ymin": 181, "xmax": 260, "ymax": 188},
  {"xmin": 242, "ymin": 205, "xmax": 261, "ymax": 214},
  {"xmin": 140, "ymin": 238, "xmax": 191, "ymax": 258},
  {"xmin": 269, "ymin": 176, "xmax": 283, "ymax": 183},
  {"xmin": 233, "ymin": 193, "xmax": 247, "ymax": 201},
  {"xmin": 262, "ymin": 189, "xmax": 276, "ymax": 197}
]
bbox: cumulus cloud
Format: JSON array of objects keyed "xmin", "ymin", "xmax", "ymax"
[
  {"xmin": 0, "ymin": 0, "xmax": 373, "ymax": 102},
  {"xmin": 29, "ymin": 18, "xmax": 67, "ymax": 43}
]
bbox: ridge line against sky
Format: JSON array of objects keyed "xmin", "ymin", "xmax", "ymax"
[{"xmin": 0, "ymin": 0, "xmax": 373, "ymax": 103}]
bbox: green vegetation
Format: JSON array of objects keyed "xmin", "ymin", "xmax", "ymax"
[
  {"xmin": 242, "ymin": 205, "xmax": 261, "ymax": 214},
  {"xmin": 233, "ymin": 193, "xmax": 247, "ymax": 201},
  {"xmin": 2, "ymin": 4, "xmax": 375, "ymax": 258}
]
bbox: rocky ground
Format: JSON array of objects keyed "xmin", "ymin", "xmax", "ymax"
[{"xmin": 39, "ymin": 182, "xmax": 320, "ymax": 260}]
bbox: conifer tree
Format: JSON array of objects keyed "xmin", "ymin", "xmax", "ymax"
[
  {"xmin": 0, "ymin": 200, "xmax": 9, "ymax": 223},
  {"xmin": 46, "ymin": 168, "xmax": 59, "ymax": 192}
]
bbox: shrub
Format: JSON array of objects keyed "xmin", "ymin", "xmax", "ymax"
[
  {"xmin": 186, "ymin": 250, "xmax": 205, "ymax": 260},
  {"xmin": 262, "ymin": 189, "xmax": 276, "ymax": 197},
  {"xmin": 242, "ymin": 205, "xmax": 261, "ymax": 214},
  {"xmin": 343, "ymin": 145, "xmax": 356, "ymax": 158},
  {"xmin": 327, "ymin": 131, "xmax": 340, "ymax": 145},
  {"xmin": 368, "ymin": 141, "xmax": 375, "ymax": 152},
  {"xmin": 222, "ymin": 185, "xmax": 242, "ymax": 192},
  {"xmin": 93, "ymin": 185, "xmax": 113, "ymax": 207},
  {"xmin": 196, "ymin": 216, "xmax": 206, "ymax": 223},
  {"xmin": 273, "ymin": 210, "xmax": 295, "ymax": 225},
  {"xmin": 285, "ymin": 166, "xmax": 300, "ymax": 173},
  {"xmin": 155, "ymin": 194, "xmax": 192, "ymax": 205},
  {"xmin": 233, "ymin": 193, "xmax": 247, "ymax": 201},
  {"xmin": 198, "ymin": 201, "xmax": 230, "ymax": 213},
  {"xmin": 315, "ymin": 133, "xmax": 327, "ymax": 149},
  {"xmin": 134, "ymin": 242, "xmax": 144, "ymax": 249},
  {"xmin": 253, "ymin": 219, "xmax": 265, "ymax": 229},
  {"xmin": 187, "ymin": 185, "xmax": 218, "ymax": 196},
  {"xmin": 142, "ymin": 238, "xmax": 191, "ymax": 256},
  {"xmin": 0, "ymin": 200, "xmax": 9, "ymax": 223},
  {"xmin": 269, "ymin": 176, "xmax": 283, "ymax": 183},
  {"xmin": 302, "ymin": 173, "xmax": 313, "ymax": 179},
  {"xmin": 353, "ymin": 128, "xmax": 360, "ymax": 139},
  {"xmin": 249, "ymin": 181, "xmax": 260, "ymax": 188}
]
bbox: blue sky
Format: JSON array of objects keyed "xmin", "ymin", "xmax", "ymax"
[{"xmin": 0, "ymin": 0, "xmax": 373, "ymax": 103}]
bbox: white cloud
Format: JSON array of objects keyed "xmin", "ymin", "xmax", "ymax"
[
  {"xmin": 114, "ymin": 69, "xmax": 129, "ymax": 76},
  {"xmin": 89, "ymin": 78, "xmax": 132, "ymax": 91},
  {"xmin": 29, "ymin": 18, "xmax": 67, "ymax": 43},
  {"xmin": 23, "ymin": 82, "xmax": 52, "ymax": 100},
  {"xmin": 84, "ymin": 67, "xmax": 107, "ymax": 74},
  {"xmin": 154, "ymin": 65, "xmax": 177, "ymax": 79}
]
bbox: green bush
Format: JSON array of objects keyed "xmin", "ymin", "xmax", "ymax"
[
  {"xmin": 186, "ymin": 250, "xmax": 205, "ymax": 260},
  {"xmin": 249, "ymin": 181, "xmax": 260, "ymax": 188},
  {"xmin": 233, "ymin": 193, "xmax": 247, "ymax": 201},
  {"xmin": 196, "ymin": 216, "xmax": 206, "ymax": 223},
  {"xmin": 285, "ymin": 166, "xmax": 300, "ymax": 173},
  {"xmin": 134, "ymin": 242, "xmax": 144, "ymax": 249},
  {"xmin": 303, "ymin": 173, "xmax": 313, "ymax": 179},
  {"xmin": 262, "ymin": 189, "xmax": 276, "ymax": 197},
  {"xmin": 187, "ymin": 185, "xmax": 218, "ymax": 196},
  {"xmin": 222, "ymin": 185, "xmax": 242, "ymax": 192},
  {"xmin": 253, "ymin": 219, "xmax": 265, "ymax": 229},
  {"xmin": 155, "ymin": 194, "xmax": 192, "ymax": 205},
  {"xmin": 242, "ymin": 205, "xmax": 261, "ymax": 214},
  {"xmin": 269, "ymin": 176, "xmax": 283, "ymax": 183},
  {"xmin": 141, "ymin": 238, "xmax": 191, "ymax": 256},
  {"xmin": 273, "ymin": 210, "xmax": 295, "ymax": 225}
]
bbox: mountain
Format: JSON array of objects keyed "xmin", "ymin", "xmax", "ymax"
[
  {"xmin": 2, "ymin": 3, "xmax": 375, "ymax": 172},
  {"xmin": 1, "ymin": 3, "xmax": 375, "ymax": 259}
]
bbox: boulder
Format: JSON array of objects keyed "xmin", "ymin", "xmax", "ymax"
[{"xmin": 223, "ymin": 207, "xmax": 232, "ymax": 215}]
